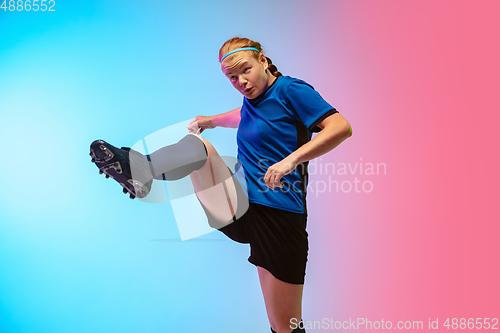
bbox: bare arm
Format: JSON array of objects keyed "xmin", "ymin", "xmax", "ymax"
[
  {"xmin": 188, "ymin": 107, "xmax": 241, "ymax": 134},
  {"xmin": 210, "ymin": 107, "xmax": 241, "ymax": 128},
  {"xmin": 263, "ymin": 112, "xmax": 352, "ymax": 189},
  {"xmin": 290, "ymin": 112, "xmax": 352, "ymax": 164}
]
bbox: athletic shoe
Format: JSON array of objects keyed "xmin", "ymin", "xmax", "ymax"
[{"xmin": 90, "ymin": 140, "xmax": 153, "ymax": 199}]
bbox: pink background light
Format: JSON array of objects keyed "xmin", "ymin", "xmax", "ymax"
[{"xmin": 303, "ymin": 0, "xmax": 500, "ymax": 329}]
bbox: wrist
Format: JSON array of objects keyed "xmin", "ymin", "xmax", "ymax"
[
  {"xmin": 208, "ymin": 115, "xmax": 217, "ymax": 128},
  {"xmin": 286, "ymin": 153, "xmax": 301, "ymax": 169}
]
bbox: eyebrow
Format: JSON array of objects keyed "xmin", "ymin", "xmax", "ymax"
[{"xmin": 225, "ymin": 61, "xmax": 251, "ymax": 74}]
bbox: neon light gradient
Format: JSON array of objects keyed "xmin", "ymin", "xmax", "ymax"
[{"xmin": 0, "ymin": 0, "xmax": 498, "ymax": 332}]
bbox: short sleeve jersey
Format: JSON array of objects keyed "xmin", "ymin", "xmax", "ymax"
[{"xmin": 236, "ymin": 75, "xmax": 338, "ymax": 214}]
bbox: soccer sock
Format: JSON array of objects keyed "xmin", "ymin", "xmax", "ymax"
[{"xmin": 147, "ymin": 134, "xmax": 208, "ymax": 181}]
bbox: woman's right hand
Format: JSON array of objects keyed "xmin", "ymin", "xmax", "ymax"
[{"xmin": 187, "ymin": 116, "xmax": 216, "ymax": 134}]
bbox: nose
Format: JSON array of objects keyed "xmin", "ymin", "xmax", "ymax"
[{"xmin": 238, "ymin": 75, "xmax": 248, "ymax": 87}]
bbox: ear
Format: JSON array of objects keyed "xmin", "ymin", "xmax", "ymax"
[{"xmin": 260, "ymin": 53, "xmax": 269, "ymax": 70}]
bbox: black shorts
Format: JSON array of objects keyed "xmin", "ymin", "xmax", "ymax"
[{"xmin": 198, "ymin": 169, "xmax": 309, "ymax": 285}]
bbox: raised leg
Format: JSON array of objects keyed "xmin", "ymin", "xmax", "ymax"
[{"xmin": 188, "ymin": 135, "xmax": 239, "ymax": 227}]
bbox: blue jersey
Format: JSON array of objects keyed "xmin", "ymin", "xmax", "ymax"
[{"xmin": 236, "ymin": 75, "xmax": 338, "ymax": 214}]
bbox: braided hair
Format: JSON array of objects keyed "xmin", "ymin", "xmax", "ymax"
[{"xmin": 265, "ymin": 56, "xmax": 282, "ymax": 78}]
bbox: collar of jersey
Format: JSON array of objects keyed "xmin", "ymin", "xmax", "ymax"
[{"xmin": 246, "ymin": 75, "xmax": 281, "ymax": 104}]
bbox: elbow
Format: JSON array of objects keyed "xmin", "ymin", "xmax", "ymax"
[
  {"xmin": 344, "ymin": 121, "xmax": 352, "ymax": 138},
  {"xmin": 321, "ymin": 114, "xmax": 352, "ymax": 138}
]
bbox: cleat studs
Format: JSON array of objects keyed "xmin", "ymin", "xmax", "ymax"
[
  {"xmin": 99, "ymin": 170, "xmax": 103, "ymax": 174},
  {"xmin": 130, "ymin": 194, "xmax": 136, "ymax": 199},
  {"xmin": 123, "ymin": 188, "xmax": 128, "ymax": 194},
  {"xmin": 105, "ymin": 174, "xmax": 109, "ymax": 179}
]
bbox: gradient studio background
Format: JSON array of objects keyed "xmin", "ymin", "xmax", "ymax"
[{"xmin": 0, "ymin": 0, "xmax": 499, "ymax": 332}]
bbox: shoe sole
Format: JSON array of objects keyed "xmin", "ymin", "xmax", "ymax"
[{"xmin": 90, "ymin": 140, "xmax": 150, "ymax": 199}]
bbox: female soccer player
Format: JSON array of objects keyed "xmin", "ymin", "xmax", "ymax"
[{"xmin": 90, "ymin": 37, "xmax": 352, "ymax": 333}]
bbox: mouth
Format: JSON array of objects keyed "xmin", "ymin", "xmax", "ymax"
[{"xmin": 243, "ymin": 87, "xmax": 254, "ymax": 94}]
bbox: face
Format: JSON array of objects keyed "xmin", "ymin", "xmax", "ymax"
[{"xmin": 221, "ymin": 53, "xmax": 275, "ymax": 99}]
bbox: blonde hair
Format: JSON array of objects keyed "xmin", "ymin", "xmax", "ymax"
[{"xmin": 219, "ymin": 37, "xmax": 282, "ymax": 77}]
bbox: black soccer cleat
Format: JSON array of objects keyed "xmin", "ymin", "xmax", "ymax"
[{"xmin": 90, "ymin": 140, "xmax": 153, "ymax": 199}]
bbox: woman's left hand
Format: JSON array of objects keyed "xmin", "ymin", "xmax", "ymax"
[{"xmin": 263, "ymin": 156, "xmax": 299, "ymax": 189}]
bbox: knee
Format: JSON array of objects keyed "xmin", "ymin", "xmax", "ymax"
[{"xmin": 197, "ymin": 136, "xmax": 214, "ymax": 155}]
